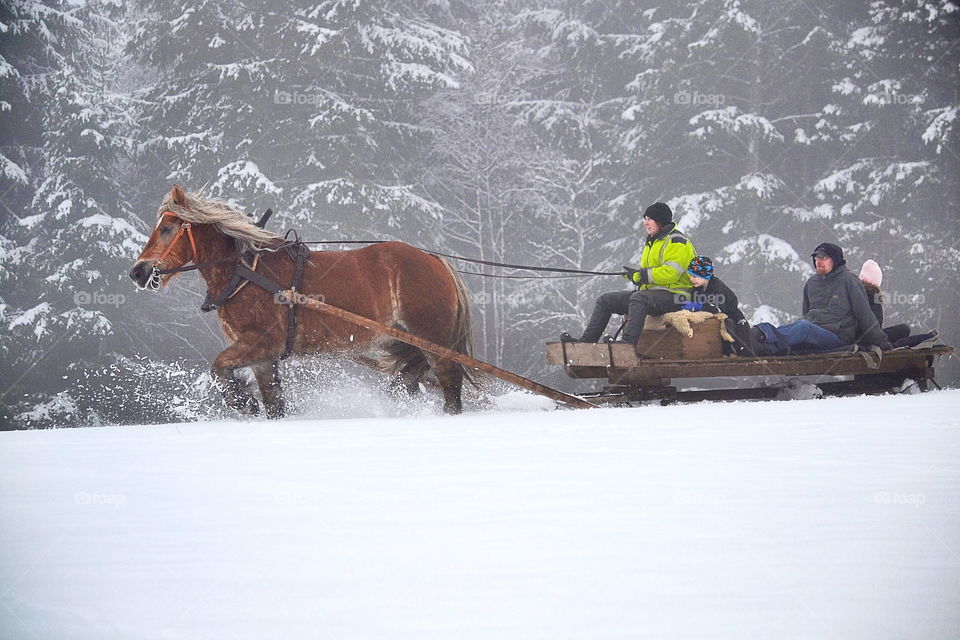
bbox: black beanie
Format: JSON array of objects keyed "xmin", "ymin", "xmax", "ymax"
[
  {"xmin": 811, "ymin": 242, "xmax": 845, "ymax": 268},
  {"xmin": 643, "ymin": 202, "xmax": 673, "ymax": 227}
]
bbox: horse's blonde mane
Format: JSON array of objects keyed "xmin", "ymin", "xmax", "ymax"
[{"xmin": 158, "ymin": 190, "xmax": 282, "ymax": 253}]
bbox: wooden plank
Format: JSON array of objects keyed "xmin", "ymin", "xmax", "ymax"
[
  {"xmin": 546, "ymin": 342, "xmax": 953, "ymax": 382},
  {"xmin": 285, "ymin": 291, "xmax": 596, "ymax": 410}
]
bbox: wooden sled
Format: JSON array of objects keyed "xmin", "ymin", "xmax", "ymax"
[{"xmin": 546, "ymin": 317, "xmax": 954, "ymax": 405}]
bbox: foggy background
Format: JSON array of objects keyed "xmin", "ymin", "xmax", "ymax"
[{"xmin": 1, "ymin": 0, "xmax": 958, "ymax": 428}]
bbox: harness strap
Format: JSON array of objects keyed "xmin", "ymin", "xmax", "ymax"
[
  {"xmin": 201, "ymin": 243, "xmax": 310, "ymax": 360},
  {"xmin": 281, "ymin": 244, "xmax": 310, "ymax": 360},
  {"xmin": 201, "ymin": 253, "xmax": 259, "ymax": 312},
  {"xmin": 233, "ymin": 263, "xmax": 284, "ymax": 294}
]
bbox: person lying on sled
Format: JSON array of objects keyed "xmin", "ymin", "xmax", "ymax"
[
  {"xmin": 684, "ymin": 256, "xmax": 752, "ymax": 355},
  {"xmin": 560, "ymin": 202, "xmax": 696, "ymax": 349},
  {"xmin": 752, "ymin": 242, "xmax": 892, "ymax": 355},
  {"xmin": 858, "ymin": 259, "xmax": 939, "ymax": 349}
]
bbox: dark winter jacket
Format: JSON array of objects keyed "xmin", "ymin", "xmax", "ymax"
[
  {"xmin": 802, "ymin": 265, "xmax": 892, "ymax": 349},
  {"xmin": 863, "ymin": 283, "xmax": 883, "ymax": 325},
  {"xmin": 692, "ymin": 276, "xmax": 746, "ymax": 324},
  {"xmin": 862, "ymin": 283, "xmax": 913, "ymax": 345},
  {"xmin": 693, "ymin": 276, "xmax": 753, "ymax": 355}
]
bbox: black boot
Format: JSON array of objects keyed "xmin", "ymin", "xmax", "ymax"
[
  {"xmin": 620, "ymin": 313, "xmax": 647, "ymax": 345},
  {"xmin": 559, "ymin": 331, "xmax": 584, "ymax": 343}
]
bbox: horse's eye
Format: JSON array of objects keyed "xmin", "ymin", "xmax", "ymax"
[{"xmin": 160, "ymin": 226, "xmax": 173, "ymax": 235}]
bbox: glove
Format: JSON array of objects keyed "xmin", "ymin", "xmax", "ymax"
[
  {"xmin": 703, "ymin": 303, "xmax": 721, "ymax": 314},
  {"xmin": 622, "ymin": 266, "xmax": 645, "ymax": 285},
  {"xmin": 682, "ymin": 301, "xmax": 704, "ymax": 312}
]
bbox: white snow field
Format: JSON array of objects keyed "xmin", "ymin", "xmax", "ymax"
[{"xmin": 2, "ymin": 391, "xmax": 959, "ymax": 640}]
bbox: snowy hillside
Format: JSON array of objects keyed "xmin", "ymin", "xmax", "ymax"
[{"xmin": 2, "ymin": 391, "xmax": 959, "ymax": 639}]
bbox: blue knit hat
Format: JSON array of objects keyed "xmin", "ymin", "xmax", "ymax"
[{"xmin": 687, "ymin": 256, "xmax": 714, "ymax": 280}]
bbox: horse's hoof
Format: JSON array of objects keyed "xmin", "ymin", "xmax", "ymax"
[
  {"xmin": 265, "ymin": 401, "xmax": 286, "ymax": 420},
  {"xmin": 226, "ymin": 396, "xmax": 260, "ymax": 416}
]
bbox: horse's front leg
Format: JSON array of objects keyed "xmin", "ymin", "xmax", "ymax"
[
  {"xmin": 252, "ymin": 360, "xmax": 285, "ymax": 419},
  {"xmin": 211, "ymin": 341, "xmax": 274, "ymax": 416}
]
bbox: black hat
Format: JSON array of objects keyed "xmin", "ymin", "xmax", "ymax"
[
  {"xmin": 643, "ymin": 202, "xmax": 673, "ymax": 227},
  {"xmin": 811, "ymin": 242, "xmax": 845, "ymax": 268}
]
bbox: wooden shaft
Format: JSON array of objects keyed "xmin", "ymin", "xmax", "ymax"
[{"xmin": 284, "ymin": 291, "xmax": 595, "ymax": 410}]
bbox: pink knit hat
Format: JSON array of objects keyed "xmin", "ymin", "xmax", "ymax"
[{"xmin": 859, "ymin": 259, "xmax": 882, "ymax": 287}]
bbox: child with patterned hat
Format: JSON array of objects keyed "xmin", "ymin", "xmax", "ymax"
[{"xmin": 683, "ymin": 256, "xmax": 752, "ymax": 355}]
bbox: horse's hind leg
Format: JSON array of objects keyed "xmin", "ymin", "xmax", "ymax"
[
  {"xmin": 432, "ymin": 357, "xmax": 464, "ymax": 415},
  {"xmin": 385, "ymin": 340, "xmax": 429, "ymax": 396},
  {"xmin": 252, "ymin": 360, "xmax": 285, "ymax": 419}
]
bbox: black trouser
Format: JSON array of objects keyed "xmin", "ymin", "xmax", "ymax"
[
  {"xmin": 581, "ymin": 289, "xmax": 686, "ymax": 344},
  {"xmin": 883, "ymin": 324, "xmax": 910, "ymax": 343}
]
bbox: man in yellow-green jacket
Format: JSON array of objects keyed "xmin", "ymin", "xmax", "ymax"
[{"xmin": 561, "ymin": 202, "xmax": 697, "ymax": 348}]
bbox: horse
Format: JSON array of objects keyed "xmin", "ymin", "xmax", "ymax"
[{"xmin": 129, "ymin": 185, "xmax": 476, "ymax": 416}]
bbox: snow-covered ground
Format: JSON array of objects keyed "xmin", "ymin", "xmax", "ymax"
[{"xmin": 2, "ymin": 391, "xmax": 959, "ymax": 639}]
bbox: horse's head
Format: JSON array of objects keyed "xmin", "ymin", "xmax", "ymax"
[{"xmin": 129, "ymin": 185, "xmax": 200, "ymax": 290}]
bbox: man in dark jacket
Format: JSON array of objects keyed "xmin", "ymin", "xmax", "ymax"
[{"xmin": 754, "ymin": 243, "xmax": 892, "ymax": 354}]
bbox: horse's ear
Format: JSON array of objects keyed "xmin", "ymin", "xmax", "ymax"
[{"xmin": 171, "ymin": 184, "xmax": 187, "ymax": 207}]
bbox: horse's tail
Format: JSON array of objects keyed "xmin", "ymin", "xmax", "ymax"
[{"xmin": 435, "ymin": 255, "xmax": 481, "ymax": 388}]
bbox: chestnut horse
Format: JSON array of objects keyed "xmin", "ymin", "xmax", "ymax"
[{"xmin": 129, "ymin": 185, "xmax": 476, "ymax": 416}]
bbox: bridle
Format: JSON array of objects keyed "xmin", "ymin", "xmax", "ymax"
[
  {"xmin": 142, "ymin": 211, "xmax": 199, "ymax": 290},
  {"xmin": 155, "ymin": 211, "xmax": 198, "ymax": 266}
]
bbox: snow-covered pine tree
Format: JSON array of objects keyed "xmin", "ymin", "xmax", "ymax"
[
  {"xmin": 813, "ymin": 0, "xmax": 960, "ymax": 341},
  {"xmin": 512, "ymin": 0, "xmax": 640, "ymax": 243},
  {"xmin": 416, "ymin": 2, "xmax": 563, "ymax": 369},
  {"xmin": 0, "ymin": 1, "xmax": 77, "ymax": 376},
  {"xmin": 499, "ymin": 1, "xmax": 650, "ymax": 356},
  {"xmin": 611, "ymin": 0, "xmax": 865, "ymax": 323},
  {"xmin": 128, "ymin": 0, "xmax": 471, "ymax": 237},
  {"xmin": 1, "ymin": 1, "xmax": 144, "ymax": 428}
]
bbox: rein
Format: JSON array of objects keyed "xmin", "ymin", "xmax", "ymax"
[
  {"xmin": 298, "ymin": 240, "xmax": 621, "ymax": 277},
  {"xmin": 150, "ymin": 210, "xmax": 619, "ymax": 280},
  {"xmin": 148, "ymin": 210, "xmax": 618, "ymax": 290}
]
